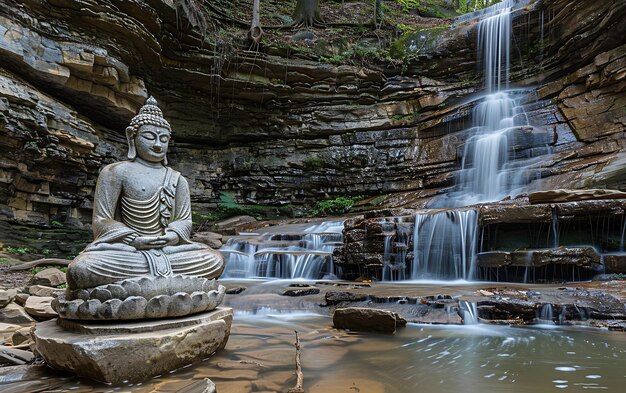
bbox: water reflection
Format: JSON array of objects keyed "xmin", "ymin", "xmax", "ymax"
[{"xmin": 9, "ymin": 312, "xmax": 625, "ymax": 392}]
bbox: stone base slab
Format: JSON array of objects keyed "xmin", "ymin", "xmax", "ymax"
[{"xmin": 32, "ymin": 307, "xmax": 233, "ymax": 384}]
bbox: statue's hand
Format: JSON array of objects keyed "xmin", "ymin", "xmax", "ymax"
[
  {"xmin": 155, "ymin": 230, "xmax": 179, "ymax": 247},
  {"xmin": 130, "ymin": 235, "xmax": 167, "ymax": 250}
]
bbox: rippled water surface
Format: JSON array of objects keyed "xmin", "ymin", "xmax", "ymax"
[{"xmin": 25, "ymin": 311, "xmax": 626, "ymax": 393}]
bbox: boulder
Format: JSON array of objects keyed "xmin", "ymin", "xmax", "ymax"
[
  {"xmin": 0, "ymin": 289, "xmax": 17, "ymax": 308},
  {"xmin": 0, "ymin": 303, "xmax": 36, "ymax": 325},
  {"xmin": 333, "ymin": 307, "xmax": 406, "ymax": 334},
  {"xmin": 30, "ymin": 268, "xmax": 66, "ymax": 287},
  {"xmin": 33, "ymin": 307, "xmax": 233, "ymax": 384},
  {"xmin": 28, "ymin": 285, "xmax": 63, "ymax": 298},
  {"xmin": 24, "ymin": 296, "xmax": 57, "ymax": 319}
]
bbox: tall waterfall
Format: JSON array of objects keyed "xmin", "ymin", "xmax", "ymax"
[
  {"xmin": 401, "ymin": 0, "xmax": 552, "ymax": 281},
  {"xmin": 220, "ymin": 221, "xmax": 343, "ymax": 279},
  {"xmin": 442, "ymin": 0, "xmax": 552, "ymax": 207}
]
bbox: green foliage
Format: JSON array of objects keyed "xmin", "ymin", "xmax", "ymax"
[
  {"xmin": 0, "ymin": 257, "xmax": 10, "ymax": 265},
  {"xmin": 50, "ymin": 220, "xmax": 64, "ymax": 228},
  {"xmin": 312, "ymin": 196, "xmax": 366, "ymax": 216},
  {"xmin": 302, "ymin": 155, "xmax": 325, "ymax": 169},
  {"xmin": 391, "ymin": 112, "xmax": 421, "ymax": 121},
  {"xmin": 5, "ymin": 246, "xmax": 31, "ymax": 255}
]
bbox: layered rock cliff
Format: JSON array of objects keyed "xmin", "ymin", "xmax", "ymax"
[{"xmin": 0, "ymin": 0, "xmax": 624, "ymax": 251}]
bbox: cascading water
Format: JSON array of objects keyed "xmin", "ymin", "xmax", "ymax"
[
  {"xmin": 395, "ymin": 0, "xmax": 553, "ymax": 281},
  {"xmin": 411, "ymin": 209, "xmax": 478, "ymax": 280},
  {"xmin": 447, "ymin": 0, "xmax": 553, "ymax": 206},
  {"xmin": 220, "ymin": 221, "xmax": 343, "ymax": 279}
]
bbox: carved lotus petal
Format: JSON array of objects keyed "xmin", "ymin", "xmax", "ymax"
[
  {"xmin": 202, "ymin": 279, "xmax": 219, "ymax": 293},
  {"xmin": 168, "ymin": 292, "xmax": 192, "ymax": 317},
  {"xmin": 106, "ymin": 284, "xmax": 126, "ymax": 300},
  {"xmin": 77, "ymin": 299, "xmax": 101, "ymax": 319},
  {"xmin": 190, "ymin": 291, "xmax": 209, "ymax": 314},
  {"xmin": 101, "ymin": 298, "xmax": 123, "ymax": 320},
  {"xmin": 121, "ymin": 281, "xmax": 142, "ymax": 297},
  {"xmin": 91, "ymin": 288, "xmax": 112, "ymax": 302},
  {"xmin": 146, "ymin": 295, "xmax": 170, "ymax": 319},
  {"xmin": 119, "ymin": 296, "xmax": 147, "ymax": 319}
]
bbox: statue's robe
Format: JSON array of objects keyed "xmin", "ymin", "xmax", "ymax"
[{"xmin": 67, "ymin": 162, "xmax": 224, "ymax": 290}]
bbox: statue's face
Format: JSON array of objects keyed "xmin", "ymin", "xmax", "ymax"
[{"xmin": 135, "ymin": 125, "xmax": 170, "ymax": 163}]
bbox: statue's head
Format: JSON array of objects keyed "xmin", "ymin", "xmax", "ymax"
[{"xmin": 126, "ymin": 96, "xmax": 172, "ymax": 165}]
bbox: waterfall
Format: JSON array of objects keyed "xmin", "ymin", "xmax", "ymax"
[
  {"xmin": 440, "ymin": 0, "xmax": 553, "ymax": 207},
  {"xmin": 411, "ymin": 210, "xmax": 478, "ymax": 280},
  {"xmin": 220, "ymin": 221, "xmax": 344, "ymax": 279},
  {"xmin": 459, "ymin": 300, "xmax": 479, "ymax": 325}
]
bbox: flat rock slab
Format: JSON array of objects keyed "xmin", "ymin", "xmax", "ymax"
[
  {"xmin": 24, "ymin": 296, "xmax": 57, "ymax": 319},
  {"xmin": 32, "ymin": 307, "xmax": 233, "ymax": 384},
  {"xmin": 333, "ymin": 307, "xmax": 406, "ymax": 334}
]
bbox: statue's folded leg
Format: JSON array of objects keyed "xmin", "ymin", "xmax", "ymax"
[
  {"xmin": 67, "ymin": 251, "xmax": 150, "ymax": 290},
  {"xmin": 165, "ymin": 243, "xmax": 225, "ymax": 279}
]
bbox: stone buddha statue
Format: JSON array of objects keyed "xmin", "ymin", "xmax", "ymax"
[{"xmin": 55, "ymin": 97, "xmax": 225, "ymax": 320}]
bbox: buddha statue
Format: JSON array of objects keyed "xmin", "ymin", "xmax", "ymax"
[{"xmin": 55, "ymin": 97, "xmax": 225, "ymax": 320}]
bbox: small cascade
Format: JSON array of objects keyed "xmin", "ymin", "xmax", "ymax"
[
  {"xmin": 536, "ymin": 303, "xmax": 554, "ymax": 324},
  {"xmin": 459, "ymin": 300, "xmax": 479, "ymax": 325},
  {"xmin": 621, "ymin": 215, "xmax": 626, "ymax": 251},
  {"xmin": 382, "ymin": 219, "xmax": 411, "ymax": 281},
  {"xmin": 411, "ymin": 210, "xmax": 478, "ymax": 280},
  {"xmin": 551, "ymin": 206, "xmax": 560, "ymax": 248},
  {"xmin": 220, "ymin": 220, "xmax": 344, "ymax": 279}
]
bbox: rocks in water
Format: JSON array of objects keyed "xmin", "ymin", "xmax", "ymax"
[
  {"xmin": 476, "ymin": 251, "xmax": 511, "ymax": 268},
  {"xmin": 24, "ymin": 296, "xmax": 57, "ymax": 319},
  {"xmin": 0, "ymin": 346, "xmax": 34, "ymax": 366},
  {"xmin": 325, "ymin": 291, "xmax": 368, "ymax": 305},
  {"xmin": 530, "ymin": 248, "xmax": 601, "ymax": 269},
  {"xmin": 30, "ymin": 268, "xmax": 66, "ymax": 287},
  {"xmin": 225, "ymin": 286, "xmax": 246, "ymax": 295},
  {"xmin": 529, "ymin": 189, "xmax": 626, "ymax": 204},
  {"xmin": 333, "ymin": 307, "xmax": 406, "ymax": 334},
  {"xmin": 0, "ymin": 303, "xmax": 36, "ymax": 325},
  {"xmin": 0, "ymin": 289, "xmax": 17, "ymax": 308},
  {"xmin": 281, "ymin": 284, "xmax": 320, "ymax": 297},
  {"xmin": 476, "ymin": 247, "xmax": 602, "ymax": 271},
  {"xmin": 33, "ymin": 307, "xmax": 233, "ymax": 384}
]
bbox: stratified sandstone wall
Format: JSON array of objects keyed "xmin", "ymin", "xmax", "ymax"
[{"xmin": 0, "ymin": 0, "xmax": 624, "ymax": 238}]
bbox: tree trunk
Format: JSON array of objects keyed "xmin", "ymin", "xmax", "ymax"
[
  {"xmin": 292, "ymin": 0, "xmax": 324, "ymax": 28},
  {"xmin": 373, "ymin": 0, "xmax": 383, "ymax": 28},
  {"xmin": 248, "ymin": 0, "xmax": 263, "ymax": 45}
]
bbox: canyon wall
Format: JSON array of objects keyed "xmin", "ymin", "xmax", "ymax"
[{"xmin": 0, "ymin": 0, "xmax": 624, "ymax": 249}]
